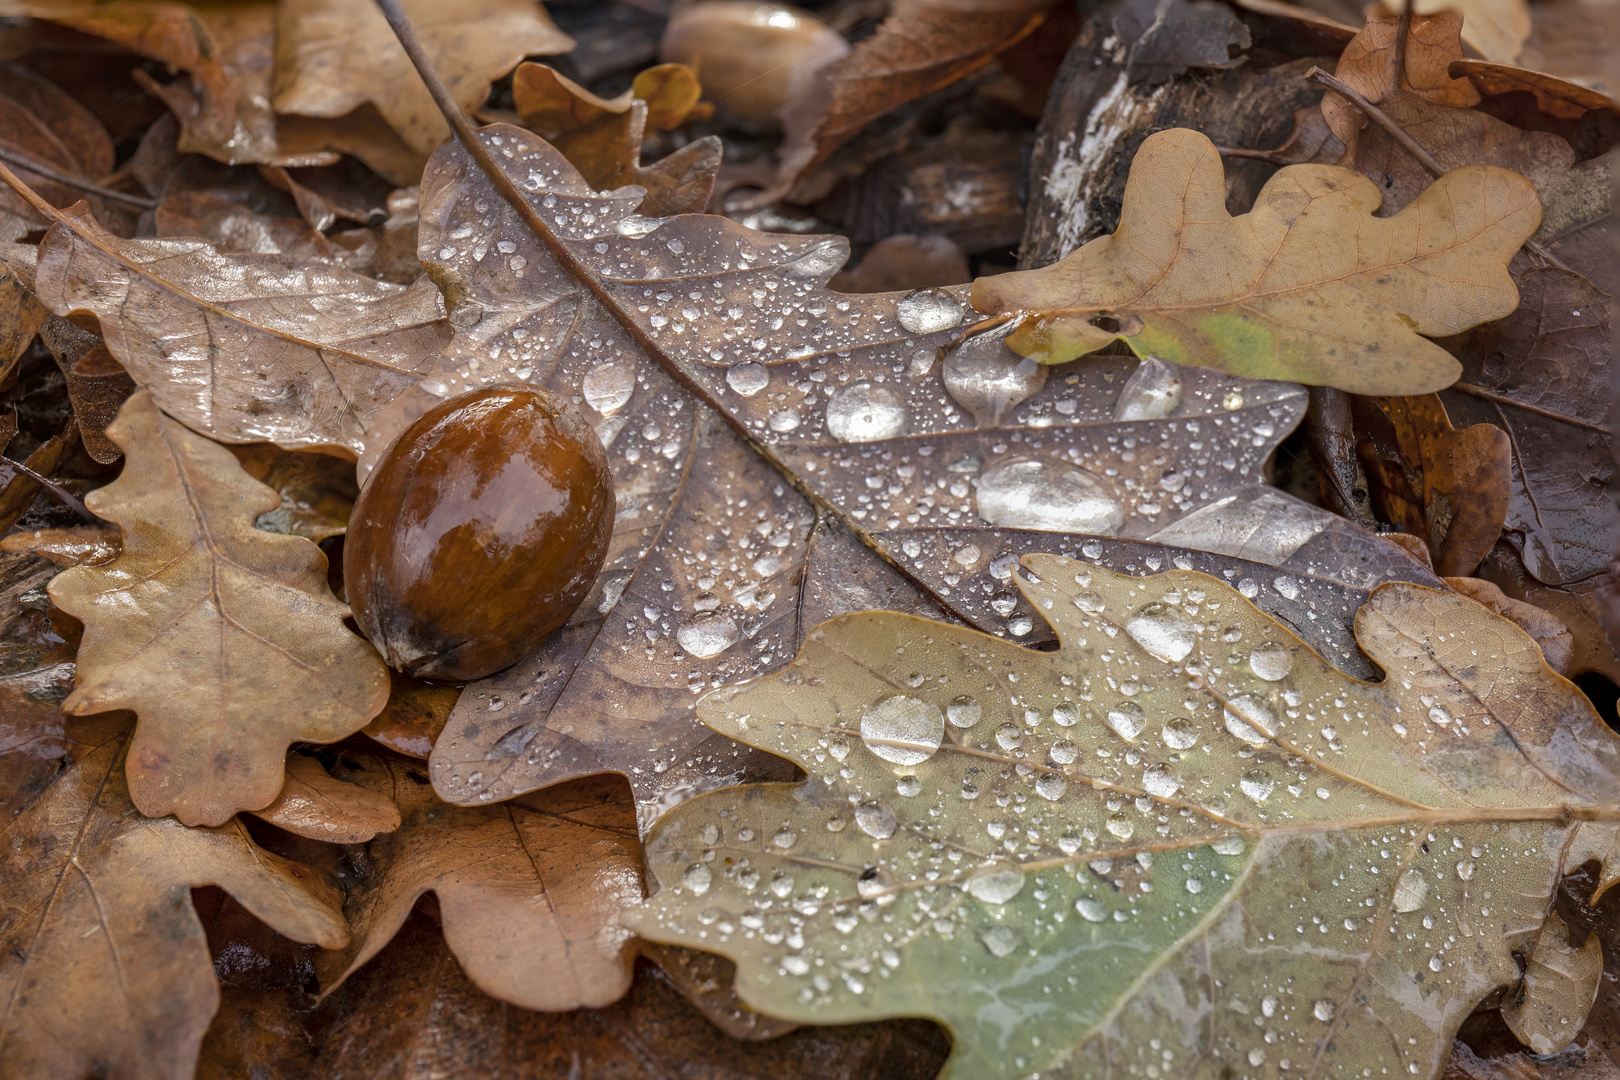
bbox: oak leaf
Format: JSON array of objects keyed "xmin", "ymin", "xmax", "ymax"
[
  {"xmin": 48, "ymin": 391, "xmax": 390, "ymax": 825},
  {"xmin": 971, "ymin": 128, "xmax": 1541, "ymax": 393},
  {"xmin": 627, "ymin": 557, "xmax": 1620, "ymax": 1079},
  {"xmin": 0, "ymin": 713, "xmax": 349, "ymax": 1080},
  {"xmin": 313, "ymin": 756, "xmax": 643, "ymax": 1013},
  {"xmin": 247, "ymin": 752, "xmax": 402, "ymax": 843},
  {"xmin": 1379, "ymin": 0, "xmax": 1532, "ymax": 64}
]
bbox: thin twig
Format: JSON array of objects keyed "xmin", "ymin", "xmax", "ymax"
[
  {"xmin": 1305, "ymin": 67, "xmax": 1574, "ymax": 272},
  {"xmin": 0, "ymin": 456, "xmax": 96, "ymax": 522},
  {"xmin": 1393, "ymin": 0, "xmax": 1416, "ymax": 91},
  {"xmin": 370, "ymin": 0, "xmax": 988, "ymax": 629},
  {"xmin": 0, "ymin": 143, "xmax": 157, "ymax": 211},
  {"xmin": 1450, "ymin": 383, "xmax": 1612, "ymax": 435}
]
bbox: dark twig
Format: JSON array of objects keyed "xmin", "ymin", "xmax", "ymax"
[
  {"xmin": 1305, "ymin": 67, "xmax": 1573, "ymax": 272},
  {"xmin": 0, "ymin": 456, "xmax": 96, "ymax": 522},
  {"xmin": 0, "ymin": 142, "xmax": 157, "ymax": 211},
  {"xmin": 371, "ymin": 0, "xmax": 988, "ymax": 628},
  {"xmin": 1393, "ymin": 0, "xmax": 1416, "ymax": 90},
  {"xmin": 1451, "ymin": 383, "xmax": 1611, "ymax": 435}
]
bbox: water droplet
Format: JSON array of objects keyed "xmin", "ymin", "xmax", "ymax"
[
  {"xmin": 827, "ymin": 383, "xmax": 907, "ymax": 442},
  {"xmin": 582, "ymin": 360, "xmax": 635, "ymax": 415},
  {"xmin": 1035, "ymin": 773, "xmax": 1068, "ymax": 800},
  {"xmin": 1314, "ymin": 999, "xmax": 1336, "ymax": 1022},
  {"xmin": 1162, "ymin": 718, "xmax": 1199, "ymax": 750},
  {"xmin": 1125, "ymin": 602, "xmax": 1197, "ymax": 662},
  {"xmin": 1076, "ymin": 897, "xmax": 1107, "ymax": 922},
  {"xmin": 1428, "ymin": 705, "xmax": 1452, "ymax": 726},
  {"xmin": 768, "ymin": 408, "xmax": 801, "ymax": 432},
  {"xmin": 1262, "ymin": 996, "xmax": 1278, "ymax": 1018},
  {"xmin": 828, "ymin": 736, "xmax": 850, "ymax": 760},
  {"xmin": 1185, "ymin": 878, "xmax": 1203, "ymax": 894},
  {"xmin": 726, "ymin": 361, "xmax": 770, "ymax": 396},
  {"xmin": 1223, "ymin": 695, "xmax": 1276, "ymax": 745},
  {"xmin": 1052, "ymin": 701, "xmax": 1079, "ymax": 726},
  {"xmin": 1248, "ymin": 642, "xmax": 1293, "ymax": 682},
  {"xmin": 1108, "ymin": 702, "xmax": 1145, "ymax": 741},
  {"xmin": 995, "ymin": 722, "xmax": 1023, "ymax": 750},
  {"xmin": 1007, "ymin": 614, "xmax": 1033, "ymax": 636},
  {"xmin": 773, "ymin": 828, "xmax": 797, "ymax": 849},
  {"xmin": 1429, "ymin": 955, "xmax": 1444, "ymax": 972},
  {"xmin": 965, "ymin": 860, "xmax": 1026, "ymax": 904},
  {"xmin": 856, "ymin": 866, "xmax": 898, "ymax": 901},
  {"xmin": 1239, "ymin": 770, "xmax": 1274, "ymax": 802},
  {"xmin": 1211, "ymin": 837, "xmax": 1245, "ymax": 855},
  {"xmin": 1113, "ymin": 357, "xmax": 1183, "ymax": 420},
  {"xmin": 947, "ymin": 695, "xmax": 981, "ymax": 728},
  {"xmin": 1393, "ymin": 869, "xmax": 1428, "ymax": 912},
  {"xmin": 1105, "ymin": 814, "xmax": 1134, "ymax": 840},
  {"xmin": 683, "ymin": 863, "xmax": 712, "ymax": 895},
  {"xmin": 1456, "ymin": 859, "xmax": 1475, "ymax": 881},
  {"xmin": 787, "ymin": 238, "xmax": 848, "ymax": 277},
  {"xmin": 701, "ymin": 823, "xmax": 721, "ymax": 845},
  {"xmin": 677, "ymin": 613, "xmax": 740, "ymax": 658},
  {"xmin": 1249, "ymin": 1049, "xmax": 1266, "ymax": 1067},
  {"xmin": 1051, "ymin": 739, "xmax": 1078, "ymax": 764},
  {"xmin": 975, "ymin": 458, "xmax": 1124, "ymax": 534},
  {"xmin": 896, "ymin": 288, "xmax": 964, "ymax": 334},
  {"xmin": 942, "ymin": 321, "xmax": 1046, "ymax": 427},
  {"xmin": 1142, "ymin": 763, "xmax": 1180, "ymax": 797},
  {"xmin": 1273, "ymin": 576, "xmax": 1300, "ymax": 601},
  {"xmin": 860, "ymin": 695, "xmax": 944, "ymax": 765},
  {"xmin": 855, "ymin": 802, "xmax": 896, "ymax": 839},
  {"xmin": 896, "ymin": 775, "xmax": 922, "ymax": 797},
  {"xmin": 978, "ymin": 925, "xmax": 1023, "ymax": 957}
]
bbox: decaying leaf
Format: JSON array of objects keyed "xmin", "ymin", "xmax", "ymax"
[
  {"xmin": 38, "ymin": 314, "xmax": 135, "ymax": 463},
  {"xmin": 48, "ymin": 391, "xmax": 389, "ymax": 826},
  {"xmin": 314, "ymin": 756, "xmax": 643, "ymax": 1013},
  {"xmin": 32, "ymin": 202, "xmax": 449, "ymax": 456},
  {"xmin": 362, "ymin": 671, "xmax": 459, "ymax": 758},
  {"xmin": 0, "ymin": 712, "xmax": 349, "ymax": 1080},
  {"xmin": 0, "ymin": 525, "xmax": 120, "ymax": 567},
  {"xmin": 407, "ymin": 124, "xmax": 1317, "ymax": 825},
  {"xmin": 773, "ymin": 0, "xmax": 1053, "ymax": 195},
  {"xmin": 627, "ymin": 557, "xmax": 1620, "ymax": 1079},
  {"xmin": 270, "ymin": 0, "xmax": 572, "ymax": 157},
  {"xmin": 1500, "ymin": 912, "xmax": 1604, "ymax": 1054},
  {"xmin": 0, "ymin": 58, "xmax": 115, "ymax": 231},
  {"xmin": 1111, "ymin": 0, "xmax": 1252, "ymax": 86},
  {"xmin": 1445, "ymin": 575, "xmax": 1575, "ymax": 675},
  {"xmin": 1353, "ymin": 393, "xmax": 1512, "ymax": 576},
  {"xmin": 972, "ymin": 128, "xmax": 1540, "ymax": 393},
  {"xmin": 0, "ymin": 417, "xmax": 75, "ymax": 535},
  {"xmin": 229, "ymin": 443, "xmax": 358, "ymax": 541},
  {"xmin": 246, "ymin": 752, "xmax": 402, "ymax": 843}
]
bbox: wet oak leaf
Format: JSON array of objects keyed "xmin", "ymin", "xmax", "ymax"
[
  {"xmin": 247, "ymin": 753, "xmax": 402, "ymax": 843},
  {"xmin": 32, "ymin": 202, "xmax": 450, "ymax": 457},
  {"xmin": 313, "ymin": 755, "xmax": 644, "ymax": 1013},
  {"xmin": 0, "ymin": 713, "xmax": 349, "ymax": 1080},
  {"xmin": 48, "ymin": 391, "xmax": 390, "ymax": 826},
  {"xmin": 971, "ymin": 128, "xmax": 1541, "ymax": 393},
  {"xmin": 626, "ymin": 557, "xmax": 1620, "ymax": 1080},
  {"xmin": 406, "ymin": 124, "xmax": 1311, "ymax": 824}
]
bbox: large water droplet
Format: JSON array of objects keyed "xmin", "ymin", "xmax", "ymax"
[
  {"xmin": 856, "ymin": 866, "xmax": 898, "ymax": 901},
  {"xmin": 1113, "ymin": 357, "xmax": 1183, "ymax": 420},
  {"xmin": 1075, "ymin": 897, "xmax": 1107, "ymax": 922},
  {"xmin": 1052, "ymin": 701, "xmax": 1079, "ymax": 726},
  {"xmin": 1108, "ymin": 702, "xmax": 1145, "ymax": 741},
  {"xmin": 1162, "ymin": 718, "xmax": 1199, "ymax": 750},
  {"xmin": 965, "ymin": 860, "xmax": 1026, "ymax": 904},
  {"xmin": 1239, "ymin": 769, "xmax": 1274, "ymax": 802},
  {"xmin": 1313, "ymin": 999, "xmax": 1336, "ymax": 1022},
  {"xmin": 1248, "ymin": 642, "xmax": 1293, "ymax": 682},
  {"xmin": 896, "ymin": 288, "xmax": 965, "ymax": 334},
  {"xmin": 946, "ymin": 695, "xmax": 981, "ymax": 728},
  {"xmin": 1051, "ymin": 739, "xmax": 1078, "ymax": 764},
  {"xmin": 995, "ymin": 722, "xmax": 1023, "ymax": 750},
  {"xmin": 726, "ymin": 361, "xmax": 770, "ymax": 396},
  {"xmin": 827, "ymin": 383, "xmax": 907, "ymax": 442},
  {"xmin": 1392, "ymin": 869, "xmax": 1428, "ymax": 912},
  {"xmin": 768, "ymin": 408, "xmax": 801, "ymax": 432},
  {"xmin": 1223, "ymin": 695, "xmax": 1276, "ymax": 745},
  {"xmin": 860, "ymin": 695, "xmax": 944, "ymax": 765},
  {"xmin": 1035, "ymin": 773, "xmax": 1068, "ymax": 800},
  {"xmin": 1456, "ymin": 859, "xmax": 1475, "ymax": 881},
  {"xmin": 786, "ymin": 238, "xmax": 847, "ymax": 277},
  {"xmin": 1125, "ymin": 602, "xmax": 1197, "ymax": 662},
  {"xmin": 1210, "ymin": 837, "xmax": 1245, "ymax": 856},
  {"xmin": 975, "ymin": 458, "xmax": 1124, "ymax": 534},
  {"xmin": 683, "ymin": 863, "xmax": 712, "ymax": 895},
  {"xmin": 1142, "ymin": 763, "xmax": 1180, "ymax": 797},
  {"xmin": 978, "ymin": 925, "xmax": 1023, "ymax": 957},
  {"xmin": 1105, "ymin": 814, "xmax": 1134, "ymax": 840},
  {"xmin": 677, "ymin": 613, "xmax": 740, "ymax": 658},
  {"xmin": 582, "ymin": 360, "xmax": 635, "ymax": 415},
  {"xmin": 855, "ymin": 802, "xmax": 897, "ymax": 839},
  {"xmin": 942, "ymin": 321, "xmax": 1047, "ymax": 427}
]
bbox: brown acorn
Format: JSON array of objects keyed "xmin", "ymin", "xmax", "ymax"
[{"xmin": 345, "ymin": 386, "xmax": 614, "ymax": 681}]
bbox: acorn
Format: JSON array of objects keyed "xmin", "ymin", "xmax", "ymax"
[
  {"xmin": 659, "ymin": 1, "xmax": 848, "ymax": 123},
  {"xmin": 345, "ymin": 386, "xmax": 614, "ymax": 681}
]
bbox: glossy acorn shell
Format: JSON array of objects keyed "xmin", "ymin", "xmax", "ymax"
[{"xmin": 345, "ymin": 386, "xmax": 614, "ymax": 681}]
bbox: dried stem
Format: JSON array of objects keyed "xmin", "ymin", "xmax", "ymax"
[
  {"xmin": 0, "ymin": 455, "xmax": 96, "ymax": 522},
  {"xmin": 1451, "ymin": 383, "xmax": 1611, "ymax": 434},
  {"xmin": 370, "ymin": 0, "xmax": 986, "ymax": 628},
  {"xmin": 1393, "ymin": 0, "xmax": 1416, "ymax": 90},
  {"xmin": 0, "ymin": 142, "xmax": 157, "ymax": 211}
]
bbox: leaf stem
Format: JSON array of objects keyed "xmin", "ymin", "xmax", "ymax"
[
  {"xmin": 0, "ymin": 141, "xmax": 157, "ymax": 211},
  {"xmin": 1450, "ymin": 382, "xmax": 1612, "ymax": 434},
  {"xmin": 371, "ymin": 0, "xmax": 987, "ymax": 629},
  {"xmin": 0, "ymin": 455, "xmax": 96, "ymax": 523}
]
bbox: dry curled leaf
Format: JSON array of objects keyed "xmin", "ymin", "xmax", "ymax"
[
  {"xmin": 247, "ymin": 752, "xmax": 402, "ymax": 843},
  {"xmin": 270, "ymin": 0, "xmax": 572, "ymax": 158},
  {"xmin": 1379, "ymin": 0, "xmax": 1532, "ymax": 65},
  {"xmin": 628, "ymin": 557, "xmax": 1620, "ymax": 1080},
  {"xmin": 0, "ymin": 712, "xmax": 349, "ymax": 1080},
  {"xmin": 32, "ymin": 202, "xmax": 450, "ymax": 457},
  {"xmin": 48, "ymin": 391, "xmax": 390, "ymax": 826},
  {"xmin": 972, "ymin": 128, "xmax": 1541, "ymax": 393},
  {"xmin": 314, "ymin": 755, "xmax": 643, "ymax": 1013}
]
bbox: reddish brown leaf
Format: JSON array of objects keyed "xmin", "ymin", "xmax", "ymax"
[{"xmin": 248, "ymin": 752, "xmax": 402, "ymax": 843}]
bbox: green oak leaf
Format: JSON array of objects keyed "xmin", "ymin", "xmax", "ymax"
[{"xmin": 625, "ymin": 556, "xmax": 1620, "ymax": 1080}]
